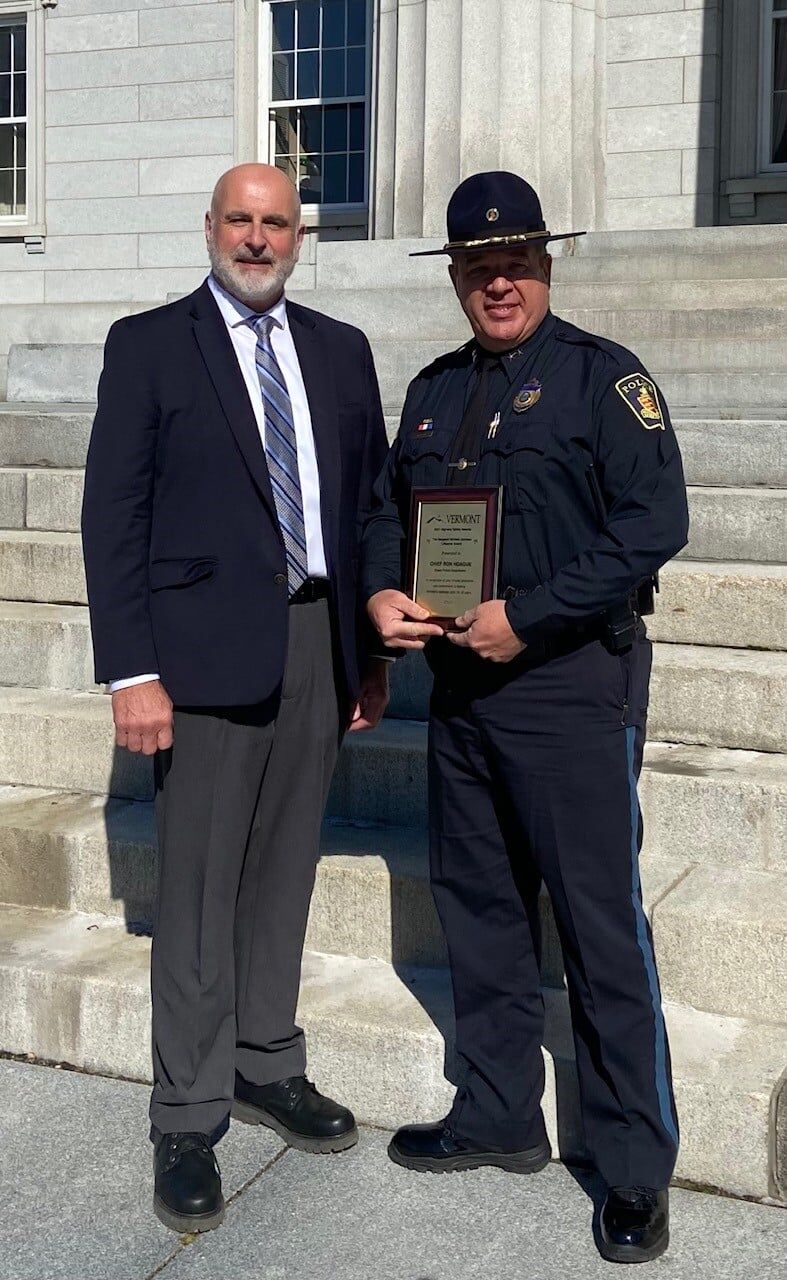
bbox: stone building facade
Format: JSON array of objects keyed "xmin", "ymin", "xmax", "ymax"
[{"xmin": 0, "ymin": 0, "xmax": 784, "ymax": 309}]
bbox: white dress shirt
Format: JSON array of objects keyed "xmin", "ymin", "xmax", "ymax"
[{"xmin": 109, "ymin": 274, "xmax": 328, "ymax": 693}]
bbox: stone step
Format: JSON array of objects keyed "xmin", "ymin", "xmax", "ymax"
[
  {"xmin": 1, "ymin": 531, "xmax": 784, "ymax": 655},
  {"xmin": 288, "ymin": 286, "xmax": 787, "ymax": 342},
  {"xmin": 0, "ymin": 404, "xmax": 94, "ymax": 469},
  {"xmin": 652, "ymin": 561, "xmax": 786, "ymax": 652},
  {"xmin": 312, "ymin": 226, "xmax": 787, "ymax": 290},
  {"xmin": 652, "ymin": 865, "xmax": 787, "ymax": 1024},
  {"xmin": 0, "ymin": 902, "xmax": 782, "ymax": 1199},
  {"xmin": 0, "ymin": 788, "xmax": 781, "ymax": 1025},
  {"xmin": 4, "ymin": 466, "xmax": 783, "ymax": 564},
  {"xmin": 385, "ymin": 646, "xmax": 787, "ymax": 753},
  {"xmin": 8, "ymin": 342, "xmax": 787, "ymax": 413},
  {"xmin": 328, "ymin": 721, "xmax": 787, "ymax": 870},
  {"xmin": 0, "ymin": 787, "xmax": 677, "ymax": 977},
  {"xmin": 3, "ymin": 404, "xmax": 786, "ymax": 492},
  {"xmin": 0, "ymin": 689, "xmax": 784, "ymax": 859},
  {"xmin": 0, "ymin": 590, "xmax": 783, "ymax": 751},
  {"xmin": 0, "ymin": 531, "xmax": 86, "ymax": 605}
]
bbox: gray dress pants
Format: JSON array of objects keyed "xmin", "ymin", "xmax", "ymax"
[{"xmin": 149, "ymin": 598, "xmax": 343, "ymax": 1141}]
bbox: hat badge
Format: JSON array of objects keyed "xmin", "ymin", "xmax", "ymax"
[{"xmin": 485, "ymin": 207, "xmax": 499, "ymax": 222}]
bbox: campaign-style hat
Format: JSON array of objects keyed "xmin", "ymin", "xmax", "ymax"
[{"xmin": 410, "ymin": 170, "xmax": 585, "ymax": 256}]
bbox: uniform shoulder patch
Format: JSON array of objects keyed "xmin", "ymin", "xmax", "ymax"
[{"xmin": 614, "ymin": 373, "xmax": 665, "ymax": 431}]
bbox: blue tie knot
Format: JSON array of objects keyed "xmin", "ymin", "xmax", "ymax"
[{"xmin": 249, "ymin": 313, "xmax": 276, "ymax": 341}]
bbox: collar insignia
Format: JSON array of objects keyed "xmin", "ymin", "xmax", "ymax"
[
  {"xmin": 615, "ymin": 374, "xmax": 665, "ymax": 430},
  {"xmin": 513, "ymin": 381, "xmax": 542, "ymax": 413}
]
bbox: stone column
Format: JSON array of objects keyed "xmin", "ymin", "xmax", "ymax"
[
  {"xmin": 422, "ymin": 0, "xmax": 463, "ymax": 236},
  {"xmin": 392, "ymin": 0, "xmax": 427, "ymax": 236},
  {"xmin": 370, "ymin": 0, "xmax": 605, "ymax": 239}
]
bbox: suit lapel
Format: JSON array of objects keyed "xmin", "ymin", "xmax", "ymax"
[
  {"xmin": 189, "ymin": 281, "xmax": 278, "ymax": 521},
  {"xmin": 287, "ymin": 300, "xmax": 341, "ymax": 570}
]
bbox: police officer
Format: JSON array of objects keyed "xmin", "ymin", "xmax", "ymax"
[{"xmin": 361, "ymin": 172, "xmax": 689, "ymax": 1265}]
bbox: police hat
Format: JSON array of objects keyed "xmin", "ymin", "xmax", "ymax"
[{"xmin": 410, "ymin": 170, "xmax": 585, "ymax": 257}]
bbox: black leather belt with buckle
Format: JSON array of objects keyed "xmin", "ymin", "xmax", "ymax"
[{"xmin": 289, "ymin": 577, "xmax": 331, "ymax": 604}]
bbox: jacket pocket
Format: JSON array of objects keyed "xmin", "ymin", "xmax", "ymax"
[
  {"xmin": 149, "ymin": 556, "xmax": 217, "ymax": 591},
  {"xmin": 481, "ymin": 421, "xmax": 553, "ymax": 513}
]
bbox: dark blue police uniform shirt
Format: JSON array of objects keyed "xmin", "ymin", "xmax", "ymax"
[{"xmin": 360, "ymin": 310, "xmax": 690, "ymax": 643}]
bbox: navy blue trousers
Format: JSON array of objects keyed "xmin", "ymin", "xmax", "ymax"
[{"xmin": 427, "ymin": 631, "xmax": 679, "ymax": 1189}]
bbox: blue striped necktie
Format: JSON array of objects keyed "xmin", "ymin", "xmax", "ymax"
[{"xmin": 248, "ymin": 313, "xmax": 308, "ymax": 595}]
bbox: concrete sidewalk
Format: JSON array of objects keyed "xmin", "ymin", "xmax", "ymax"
[{"xmin": 0, "ymin": 1060, "xmax": 784, "ymax": 1280}]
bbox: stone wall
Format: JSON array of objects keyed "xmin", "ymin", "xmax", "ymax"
[
  {"xmin": 604, "ymin": 0, "xmax": 720, "ymax": 229},
  {"xmin": 1, "ymin": 0, "xmax": 236, "ymax": 307}
]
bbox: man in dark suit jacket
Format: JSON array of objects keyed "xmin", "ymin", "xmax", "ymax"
[{"xmin": 81, "ymin": 164, "xmax": 390, "ymax": 1235}]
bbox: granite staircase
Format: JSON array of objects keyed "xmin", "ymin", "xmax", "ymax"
[{"xmin": 0, "ymin": 226, "xmax": 784, "ymax": 1202}]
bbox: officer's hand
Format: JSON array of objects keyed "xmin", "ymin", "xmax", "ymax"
[
  {"xmin": 112, "ymin": 679, "xmax": 174, "ymax": 754},
  {"xmin": 347, "ymin": 659, "xmax": 390, "ymax": 732},
  {"xmin": 447, "ymin": 601, "xmax": 526, "ymax": 663},
  {"xmin": 367, "ymin": 589, "xmax": 446, "ymax": 650}
]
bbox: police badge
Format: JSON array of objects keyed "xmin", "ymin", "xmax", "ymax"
[
  {"xmin": 513, "ymin": 381, "xmax": 542, "ymax": 413},
  {"xmin": 615, "ymin": 374, "xmax": 665, "ymax": 430}
]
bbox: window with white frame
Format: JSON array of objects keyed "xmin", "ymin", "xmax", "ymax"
[
  {"xmin": 0, "ymin": 14, "xmax": 26, "ymax": 218},
  {"xmin": 763, "ymin": 1, "xmax": 787, "ymax": 167},
  {"xmin": 267, "ymin": 0, "xmax": 370, "ymax": 208}
]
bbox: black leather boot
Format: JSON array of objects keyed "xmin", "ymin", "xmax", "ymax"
[
  {"xmin": 599, "ymin": 1186, "xmax": 669, "ymax": 1263},
  {"xmin": 388, "ymin": 1119, "xmax": 551, "ymax": 1175},
  {"xmin": 153, "ymin": 1132, "xmax": 225, "ymax": 1234},
  {"xmin": 232, "ymin": 1072, "xmax": 358, "ymax": 1153}
]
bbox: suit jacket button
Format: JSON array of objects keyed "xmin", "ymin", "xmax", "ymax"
[{"xmin": 274, "ymin": 573, "xmax": 287, "ymax": 586}]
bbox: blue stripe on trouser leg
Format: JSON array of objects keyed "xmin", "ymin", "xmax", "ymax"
[{"xmin": 625, "ymin": 724, "xmax": 679, "ymax": 1148}]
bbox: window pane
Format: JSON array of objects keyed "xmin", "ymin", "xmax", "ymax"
[
  {"xmin": 0, "ymin": 169, "xmax": 13, "ymax": 215},
  {"xmin": 272, "ymin": 51, "xmax": 294, "ymax": 100},
  {"xmin": 13, "ymin": 72, "xmax": 25, "ymax": 118},
  {"xmin": 272, "ymin": 2, "xmax": 295, "ymax": 52},
  {"xmin": 346, "ymin": 46, "xmax": 365, "ymax": 96},
  {"xmin": 775, "ymin": 18, "xmax": 787, "ymax": 94},
  {"xmin": 321, "ymin": 48, "xmax": 344, "ymax": 98},
  {"xmin": 348, "ymin": 151, "xmax": 364, "ymax": 203},
  {"xmin": 273, "ymin": 107, "xmax": 297, "ymax": 156},
  {"xmin": 297, "ymin": 49, "xmax": 319, "ymax": 97},
  {"xmin": 773, "ymin": 96, "xmax": 787, "ymax": 163},
  {"xmin": 17, "ymin": 122, "xmax": 25, "ymax": 167},
  {"xmin": 323, "ymin": 0, "xmax": 345, "ymax": 48},
  {"xmin": 275, "ymin": 154, "xmax": 298, "ymax": 186},
  {"xmin": 13, "ymin": 24, "xmax": 26, "ymax": 73},
  {"xmin": 297, "ymin": 0, "xmax": 320, "ymax": 49},
  {"xmin": 299, "ymin": 153, "xmax": 321, "ymax": 203},
  {"xmin": 0, "ymin": 31, "xmax": 10, "ymax": 76},
  {"xmin": 323, "ymin": 152, "xmax": 347, "ymax": 203},
  {"xmin": 0, "ymin": 125, "xmax": 11, "ymax": 167},
  {"xmin": 0, "ymin": 75, "xmax": 10, "ymax": 118},
  {"xmin": 348, "ymin": 102, "xmax": 364, "ymax": 150},
  {"xmin": 15, "ymin": 162, "xmax": 24, "ymax": 214},
  {"xmin": 323, "ymin": 103, "xmax": 347, "ymax": 152},
  {"xmin": 300, "ymin": 104, "xmax": 322, "ymax": 154},
  {"xmin": 347, "ymin": 0, "xmax": 366, "ymax": 46}
]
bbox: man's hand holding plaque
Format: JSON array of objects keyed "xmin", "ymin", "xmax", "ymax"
[
  {"xmin": 366, "ymin": 590, "xmax": 447, "ymax": 651},
  {"xmin": 447, "ymin": 600, "xmax": 526, "ymax": 663},
  {"xmin": 406, "ymin": 486, "xmax": 503, "ymax": 629}
]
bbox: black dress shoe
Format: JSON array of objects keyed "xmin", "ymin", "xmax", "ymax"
[
  {"xmin": 388, "ymin": 1119, "xmax": 551, "ymax": 1175},
  {"xmin": 599, "ymin": 1186, "xmax": 669, "ymax": 1263},
  {"xmin": 153, "ymin": 1132, "xmax": 225, "ymax": 1234},
  {"xmin": 232, "ymin": 1072, "xmax": 358, "ymax": 1153}
]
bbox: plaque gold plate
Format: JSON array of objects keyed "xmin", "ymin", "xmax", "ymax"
[{"xmin": 406, "ymin": 486, "xmax": 503, "ymax": 629}]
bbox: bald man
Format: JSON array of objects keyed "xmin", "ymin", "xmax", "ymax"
[{"xmin": 82, "ymin": 166, "xmax": 390, "ymax": 1233}]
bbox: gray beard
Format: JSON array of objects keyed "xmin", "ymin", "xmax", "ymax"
[{"xmin": 207, "ymin": 242, "xmax": 297, "ymax": 311}]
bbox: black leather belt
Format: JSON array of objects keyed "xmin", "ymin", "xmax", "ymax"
[{"xmin": 289, "ymin": 577, "xmax": 331, "ymax": 604}]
